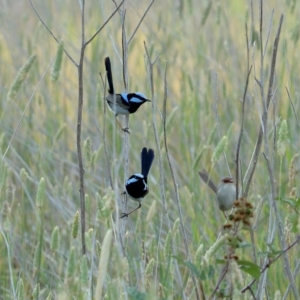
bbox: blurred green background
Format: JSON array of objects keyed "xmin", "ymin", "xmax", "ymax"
[{"xmin": 0, "ymin": 0, "xmax": 299, "ymax": 299}]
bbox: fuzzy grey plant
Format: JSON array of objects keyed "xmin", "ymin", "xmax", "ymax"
[
  {"xmin": 7, "ymin": 54, "xmax": 36, "ymax": 102},
  {"xmin": 51, "ymin": 41, "xmax": 64, "ymax": 82}
]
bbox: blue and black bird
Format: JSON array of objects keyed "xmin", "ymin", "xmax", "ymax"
[
  {"xmin": 121, "ymin": 147, "xmax": 155, "ymax": 218},
  {"xmin": 104, "ymin": 57, "xmax": 150, "ymax": 131}
]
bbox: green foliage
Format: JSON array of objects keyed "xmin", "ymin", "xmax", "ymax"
[
  {"xmin": 258, "ymin": 244, "xmax": 284, "ymax": 259},
  {"xmin": 126, "ymin": 287, "xmax": 147, "ymax": 300},
  {"xmin": 35, "ymin": 177, "xmax": 46, "ymax": 209},
  {"xmin": 52, "ymin": 123, "xmax": 67, "ymax": 146},
  {"xmin": 66, "ymin": 247, "xmax": 76, "ymax": 278},
  {"xmin": 83, "ymin": 137, "xmax": 92, "ymax": 168},
  {"xmin": 46, "ymin": 292, "xmax": 53, "ymax": 300},
  {"xmin": 80, "ymin": 255, "xmax": 89, "ymax": 287},
  {"xmin": 201, "ymin": 2, "xmax": 212, "ymax": 26},
  {"xmin": 163, "ymin": 230, "xmax": 172, "ymax": 259},
  {"xmin": 72, "ymin": 211, "xmax": 79, "ymax": 239},
  {"xmin": 32, "ymin": 283, "xmax": 40, "ymax": 300},
  {"xmin": 144, "ymin": 258, "xmax": 156, "ymax": 289},
  {"xmin": 95, "ymin": 229, "xmax": 113, "ymax": 299},
  {"xmin": 277, "ymin": 120, "xmax": 288, "ymax": 157},
  {"xmin": 33, "ymin": 242, "xmax": 42, "ymax": 272},
  {"xmin": 20, "ymin": 168, "xmax": 29, "ymax": 183},
  {"xmin": 252, "ymin": 29, "xmax": 261, "ymax": 49},
  {"xmin": 51, "ymin": 41, "xmax": 64, "ymax": 82},
  {"xmin": 7, "ymin": 54, "xmax": 36, "ymax": 102},
  {"xmin": 17, "ymin": 279, "xmax": 25, "ymax": 300},
  {"xmin": 277, "ymin": 196, "xmax": 300, "ymax": 209},
  {"xmin": 237, "ymin": 260, "xmax": 260, "ymax": 280},
  {"xmin": 177, "ymin": 255, "xmax": 215, "ymax": 281},
  {"xmin": 211, "ymin": 136, "xmax": 228, "ymax": 164},
  {"xmin": 1, "ymin": 1, "xmax": 300, "ymax": 299},
  {"xmin": 50, "ymin": 226, "xmax": 60, "ymax": 252},
  {"xmin": 85, "ymin": 227, "xmax": 93, "ymax": 251}
]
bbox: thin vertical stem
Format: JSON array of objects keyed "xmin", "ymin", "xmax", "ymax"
[
  {"xmin": 235, "ymin": 66, "xmax": 252, "ymax": 199},
  {"xmin": 77, "ymin": 0, "xmax": 86, "ymax": 255},
  {"xmin": 119, "ymin": 4, "xmax": 130, "ymax": 249}
]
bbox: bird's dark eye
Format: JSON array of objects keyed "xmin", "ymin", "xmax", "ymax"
[{"xmin": 223, "ymin": 178, "xmax": 233, "ymax": 183}]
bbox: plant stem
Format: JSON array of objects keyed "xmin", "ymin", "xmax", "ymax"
[{"xmin": 77, "ymin": 0, "xmax": 87, "ymax": 255}]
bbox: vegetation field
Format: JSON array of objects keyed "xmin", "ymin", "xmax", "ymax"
[{"xmin": 0, "ymin": 0, "xmax": 300, "ymax": 299}]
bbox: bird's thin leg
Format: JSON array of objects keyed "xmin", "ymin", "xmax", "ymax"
[
  {"xmin": 223, "ymin": 211, "xmax": 228, "ymax": 219},
  {"xmin": 120, "ymin": 203, "xmax": 141, "ymax": 218},
  {"xmin": 115, "ymin": 116, "xmax": 130, "ymax": 134}
]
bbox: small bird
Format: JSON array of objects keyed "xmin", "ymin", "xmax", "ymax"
[
  {"xmin": 121, "ymin": 147, "xmax": 155, "ymax": 218},
  {"xmin": 104, "ymin": 57, "xmax": 150, "ymax": 132},
  {"xmin": 198, "ymin": 169, "xmax": 236, "ymax": 213}
]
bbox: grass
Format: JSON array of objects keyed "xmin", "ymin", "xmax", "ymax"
[{"xmin": 0, "ymin": 0, "xmax": 300, "ymax": 299}]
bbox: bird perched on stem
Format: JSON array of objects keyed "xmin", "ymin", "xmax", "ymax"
[
  {"xmin": 121, "ymin": 147, "xmax": 155, "ymax": 218},
  {"xmin": 198, "ymin": 169, "xmax": 236, "ymax": 214},
  {"xmin": 104, "ymin": 57, "xmax": 150, "ymax": 133}
]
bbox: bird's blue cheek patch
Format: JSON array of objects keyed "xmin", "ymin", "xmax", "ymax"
[
  {"xmin": 120, "ymin": 93, "xmax": 129, "ymax": 103},
  {"xmin": 130, "ymin": 97, "xmax": 144, "ymax": 103},
  {"xmin": 126, "ymin": 174, "xmax": 144, "ymax": 186}
]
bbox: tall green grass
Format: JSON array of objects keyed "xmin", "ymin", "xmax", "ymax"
[{"xmin": 0, "ymin": 0, "xmax": 299, "ymax": 299}]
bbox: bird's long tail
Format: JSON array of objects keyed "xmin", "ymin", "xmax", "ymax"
[
  {"xmin": 104, "ymin": 57, "xmax": 114, "ymax": 94},
  {"xmin": 141, "ymin": 148, "xmax": 155, "ymax": 178},
  {"xmin": 198, "ymin": 169, "xmax": 218, "ymax": 194}
]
